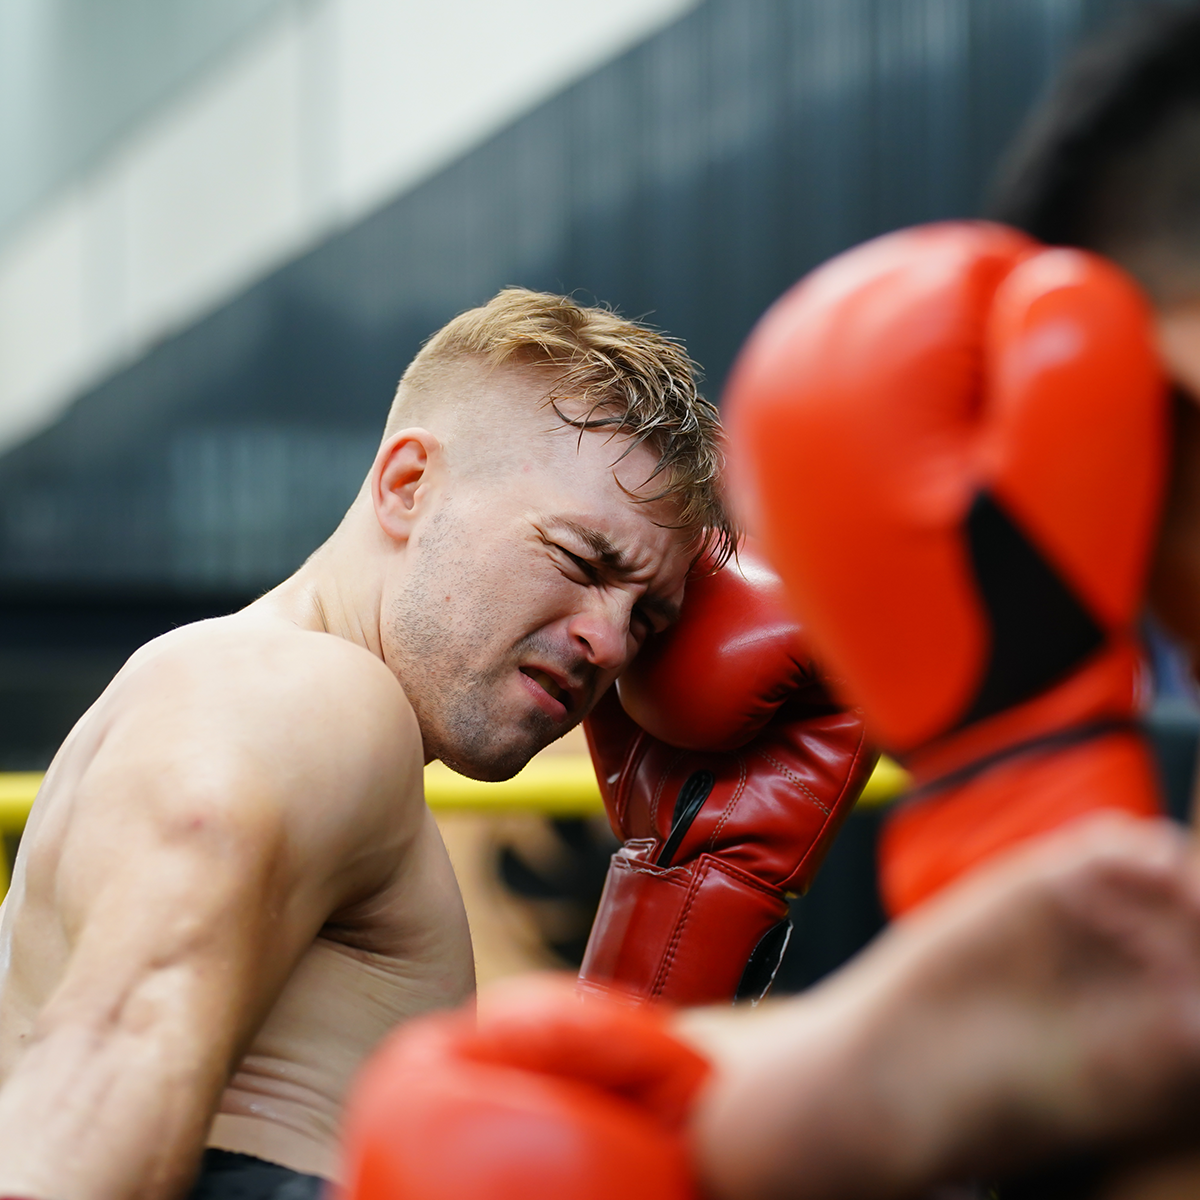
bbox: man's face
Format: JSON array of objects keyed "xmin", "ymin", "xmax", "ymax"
[{"xmin": 382, "ymin": 411, "xmax": 693, "ymax": 781}]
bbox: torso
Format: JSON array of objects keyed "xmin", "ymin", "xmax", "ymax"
[{"xmin": 0, "ymin": 614, "xmax": 475, "ymax": 1183}]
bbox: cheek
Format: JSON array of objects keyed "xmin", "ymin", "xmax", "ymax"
[
  {"xmin": 518, "ymin": 568, "xmax": 577, "ymax": 626},
  {"xmin": 456, "ymin": 566, "xmax": 568, "ymax": 646},
  {"xmin": 442, "ymin": 538, "xmax": 580, "ymax": 640},
  {"xmin": 514, "ymin": 561, "xmax": 597, "ymax": 644}
]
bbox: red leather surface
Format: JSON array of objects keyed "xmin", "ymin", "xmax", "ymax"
[
  {"xmin": 340, "ymin": 976, "xmax": 708, "ymax": 1200},
  {"xmin": 581, "ymin": 681, "xmax": 875, "ymax": 1003},
  {"xmin": 617, "ymin": 541, "xmax": 817, "ymax": 751},
  {"xmin": 726, "ymin": 221, "xmax": 1166, "ymax": 754},
  {"xmin": 589, "ymin": 692, "xmax": 871, "ymax": 892},
  {"xmin": 579, "ymin": 844, "xmax": 791, "ymax": 1005}
]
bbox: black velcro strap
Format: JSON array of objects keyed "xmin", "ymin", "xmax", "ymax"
[
  {"xmin": 655, "ymin": 769, "xmax": 715, "ymax": 867},
  {"xmin": 958, "ymin": 491, "xmax": 1106, "ymax": 729},
  {"xmin": 903, "ymin": 717, "xmax": 1140, "ymax": 805}
]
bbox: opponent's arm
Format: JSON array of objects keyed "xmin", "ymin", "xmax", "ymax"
[
  {"xmin": 0, "ymin": 633, "xmax": 422, "ymax": 1200},
  {"xmin": 338, "ymin": 815, "xmax": 1200, "ymax": 1200}
]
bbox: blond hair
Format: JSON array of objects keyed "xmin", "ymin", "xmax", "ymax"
[{"xmin": 391, "ymin": 288, "xmax": 734, "ymax": 564}]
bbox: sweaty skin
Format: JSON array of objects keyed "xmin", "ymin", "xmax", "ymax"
[
  {"xmin": 0, "ymin": 360, "xmax": 692, "ymax": 1200},
  {"xmin": 0, "ymin": 619, "xmax": 466, "ymax": 1192}
]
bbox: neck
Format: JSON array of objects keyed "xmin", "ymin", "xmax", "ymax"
[{"xmin": 254, "ymin": 504, "xmax": 389, "ymax": 661}]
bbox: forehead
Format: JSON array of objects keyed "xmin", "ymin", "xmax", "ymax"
[
  {"xmin": 526, "ymin": 425, "xmax": 693, "ymax": 567},
  {"xmin": 450, "ymin": 360, "xmax": 697, "ymax": 562}
]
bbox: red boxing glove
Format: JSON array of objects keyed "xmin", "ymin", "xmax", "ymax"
[
  {"xmin": 578, "ymin": 543, "xmax": 876, "ymax": 1005},
  {"xmin": 338, "ymin": 976, "xmax": 709, "ymax": 1200},
  {"xmin": 726, "ymin": 221, "xmax": 1168, "ymax": 915}
]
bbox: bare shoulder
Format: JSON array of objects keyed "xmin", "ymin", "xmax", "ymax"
[
  {"xmin": 123, "ymin": 613, "xmax": 414, "ymax": 740},
  {"xmin": 76, "ymin": 615, "xmax": 424, "ymax": 851}
]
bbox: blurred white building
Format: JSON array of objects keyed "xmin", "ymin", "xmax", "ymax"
[{"xmin": 0, "ymin": 0, "xmax": 696, "ymax": 457}]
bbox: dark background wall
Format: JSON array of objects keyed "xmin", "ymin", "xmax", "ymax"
[{"xmin": 0, "ymin": 0, "xmax": 1146, "ymax": 766}]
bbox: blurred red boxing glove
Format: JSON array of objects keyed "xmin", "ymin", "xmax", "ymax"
[
  {"xmin": 338, "ymin": 975, "xmax": 709, "ymax": 1200},
  {"xmin": 578, "ymin": 542, "xmax": 877, "ymax": 1005},
  {"xmin": 726, "ymin": 221, "xmax": 1168, "ymax": 915}
]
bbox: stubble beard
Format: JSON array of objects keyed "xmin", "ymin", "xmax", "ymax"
[{"xmin": 387, "ymin": 517, "xmax": 563, "ymax": 781}]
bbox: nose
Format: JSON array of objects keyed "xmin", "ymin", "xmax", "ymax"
[{"xmin": 566, "ymin": 589, "xmax": 633, "ymax": 673}]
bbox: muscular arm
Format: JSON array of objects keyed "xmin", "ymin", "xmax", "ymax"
[
  {"xmin": 0, "ymin": 629, "xmax": 424, "ymax": 1200},
  {"xmin": 682, "ymin": 815, "xmax": 1200, "ymax": 1199}
]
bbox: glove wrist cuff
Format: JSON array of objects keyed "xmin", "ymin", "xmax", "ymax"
[
  {"xmin": 580, "ymin": 846, "xmax": 790, "ymax": 1007},
  {"xmin": 881, "ymin": 730, "xmax": 1161, "ymax": 915}
]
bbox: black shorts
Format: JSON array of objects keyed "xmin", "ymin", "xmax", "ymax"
[{"xmin": 188, "ymin": 1149, "xmax": 327, "ymax": 1200}]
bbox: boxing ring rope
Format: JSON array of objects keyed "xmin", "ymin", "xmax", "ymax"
[{"xmin": 0, "ymin": 757, "xmax": 909, "ymax": 898}]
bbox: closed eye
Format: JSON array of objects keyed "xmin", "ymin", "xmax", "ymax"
[
  {"xmin": 551, "ymin": 540, "xmax": 672, "ymax": 636},
  {"xmin": 556, "ymin": 545, "xmax": 599, "ymax": 583}
]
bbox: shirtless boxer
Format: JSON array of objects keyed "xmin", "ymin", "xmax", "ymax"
[{"xmin": 0, "ymin": 288, "xmax": 731, "ymax": 1200}]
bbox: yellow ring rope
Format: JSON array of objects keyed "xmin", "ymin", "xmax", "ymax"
[
  {"xmin": 0, "ymin": 756, "xmax": 907, "ymax": 832},
  {"xmin": 0, "ymin": 758, "xmax": 908, "ymax": 900}
]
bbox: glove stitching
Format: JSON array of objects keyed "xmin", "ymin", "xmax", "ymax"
[
  {"xmin": 653, "ymin": 857, "xmax": 785, "ymax": 999},
  {"xmin": 702, "ymin": 755, "xmax": 748, "ymax": 853},
  {"xmin": 614, "ymin": 857, "xmax": 690, "ymax": 882},
  {"xmin": 756, "ymin": 750, "xmax": 832, "ymax": 815},
  {"xmin": 703, "ymin": 853, "xmax": 786, "ymax": 897},
  {"xmin": 615, "ymin": 850, "xmax": 780, "ymax": 897},
  {"xmin": 616, "ymin": 729, "xmax": 650, "ymax": 827},
  {"xmin": 649, "ymin": 749, "xmax": 688, "ymax": 842},
  {"xmin": 652, "ymin": 857, "xmax": 710, "ymax": 998},
  {"xmin": 787, "ymin": 730, "xmax": 873, "ymax": 890}
]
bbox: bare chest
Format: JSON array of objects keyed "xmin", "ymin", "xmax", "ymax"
[{"xmin": 211, "ymin": 911, "xmax": 474, "ymax": 1178}]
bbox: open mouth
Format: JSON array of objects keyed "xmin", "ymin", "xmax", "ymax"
[{"xmin": 520, "ymin": 667, "xmax": 572, "ymax": 712}]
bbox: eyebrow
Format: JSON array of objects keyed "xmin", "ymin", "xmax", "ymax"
[
  {"xmin": 560, "ymin": 521, "xmax": 633, "ymax": 571},
  {"xmin": 559, "ymin": 520, "xmax": 682, "ymax": 626}
]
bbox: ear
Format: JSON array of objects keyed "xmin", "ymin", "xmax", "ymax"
[{"xmin": 372, "ymin": 428, "xmax": 443, "ymax": 544}]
